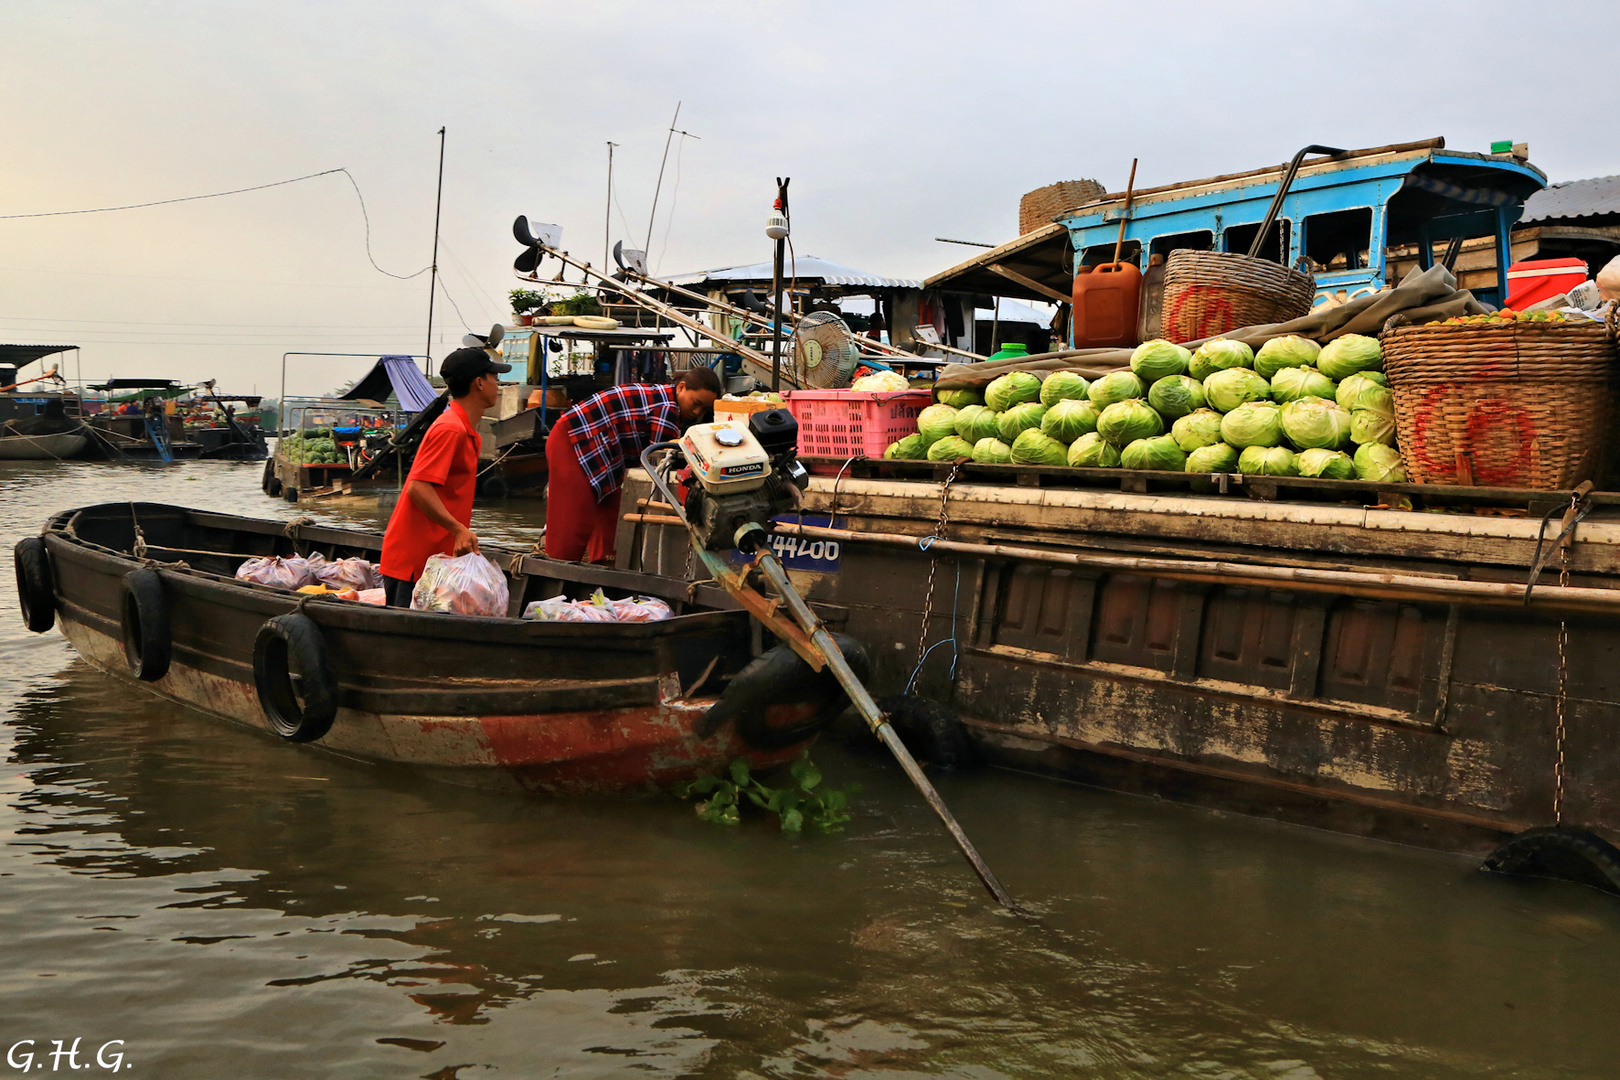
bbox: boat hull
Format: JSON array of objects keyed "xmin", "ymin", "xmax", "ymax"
[
  {"xmin": 0, "ymin": 432, "xmax": 88, "ymax": 460},
  {"xmin": 39, "ymin": 503, "xmax": 825, "ymax": 793}
]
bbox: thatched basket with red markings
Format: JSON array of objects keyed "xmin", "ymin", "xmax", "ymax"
[
  {"xmin": 1379, "ymin": 312, "xmax": 1620, "ymax": 489},
  {"xmin": 1161, "ymin": 250, "xmax": 1316, "ymax": 343}
]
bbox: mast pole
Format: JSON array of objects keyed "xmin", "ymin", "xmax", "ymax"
[{"xmin": 424, "ymin": 126, "xmax": 446, "ymax": 375}]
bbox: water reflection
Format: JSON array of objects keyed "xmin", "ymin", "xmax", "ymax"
[{"xmin": 5, "ymin": 459, "xmax": 1620, "ymax": 1077}]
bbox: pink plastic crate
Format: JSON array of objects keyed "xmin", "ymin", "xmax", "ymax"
[{"xmin": 786, "ymin": 389, "xmax": 931, "ymax": 464}]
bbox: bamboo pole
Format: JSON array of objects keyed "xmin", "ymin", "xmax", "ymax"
[{"xmin": 774, "ymin": 521, "xmax": 1620, "ymax": 616}]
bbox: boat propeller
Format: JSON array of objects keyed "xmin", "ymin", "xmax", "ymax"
[{"xmin": 512, "ymin": 215, "xmax": 562, "ymax": 276}]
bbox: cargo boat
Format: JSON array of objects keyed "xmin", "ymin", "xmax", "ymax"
[{"xmin": 17, "ymin": 503, "xmax": 854, "ymax": 793}]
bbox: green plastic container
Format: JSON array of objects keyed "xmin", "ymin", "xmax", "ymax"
[{"xmin": 987, "ymin": 342, "xmax": 1029, "ymax": 362}]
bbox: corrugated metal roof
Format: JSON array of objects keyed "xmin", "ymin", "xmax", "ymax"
[
  {"xmin": 668, "ymin": 256, "xmax": 919, "ymax": 290},
  {"xmin": 1520, "ymin": 175, "xmax": 1620, "ymax": 224}
]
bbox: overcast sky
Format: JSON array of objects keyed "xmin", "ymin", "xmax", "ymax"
[{"xmin": 4, "ymin": 0, "xmax": 1615, "ymax": 396}]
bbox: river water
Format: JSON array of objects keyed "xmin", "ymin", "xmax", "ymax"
[{"xmin": 4, "ymin": 459, "xmax": 1620, "ymax": 1079}]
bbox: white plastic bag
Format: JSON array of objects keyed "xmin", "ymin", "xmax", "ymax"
[
  {"xmin": 521, "ymin": 596, "xmax": 617, "ymax": 623},
  {"xmin": 235, "ymin": 555, "xmax": 317, "ymax": 590},
  {"xmin": 314, "ymin": 556, "xmax": 382, "ymax": 591},
  {"xmin": 410, "ymin": 553, "xmax": 511, "ymax": 617}
]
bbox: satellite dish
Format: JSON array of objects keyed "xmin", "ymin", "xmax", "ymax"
[
  {"xmin": 512, "ymin": 216, "xmax": 563, "ymax": 275},
  {"xmin": 613, "ymin": 241, "xmax": 648, "ymax": 276}
]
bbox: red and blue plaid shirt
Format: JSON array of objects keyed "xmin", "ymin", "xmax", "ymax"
[{"xmin": 564, "ymin": 383, "xmax": 679, "ymax": 502}]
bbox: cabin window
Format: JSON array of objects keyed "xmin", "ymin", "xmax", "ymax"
[
  {"xmin": 1079, "ymin": 241, "xmax": 1141, "ymax": 268},
  {"xmin": 1222, "ymin": 220, "xmax": 1292, "ymax": 263},
  {"xmin": 1302, "ymin": 207, "xmax": 1373, "ymax": 272},
  {"xmin": 1150, "ymin": 231, "xmax": 1214, "ymax": 260}
]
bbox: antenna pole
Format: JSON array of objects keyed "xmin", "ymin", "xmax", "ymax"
[
  {"xmin": 770, "ymin": 177, "xmax": 790, "ymax": 393},
  {"xmin": 604, "ymin": 141, "xmax": 619, "ymax": 273},
  {"xmin": 645, "ymin": 102, "xmax": 680, "ymax": 255},
  {"xmin": 424, "ymin": 126, "xmax": 447, "ymax": 376}
]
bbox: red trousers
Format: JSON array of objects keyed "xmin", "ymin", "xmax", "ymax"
[{"xmin": 545, "ymin": 420, "xmax": 621, "ymax": 563}]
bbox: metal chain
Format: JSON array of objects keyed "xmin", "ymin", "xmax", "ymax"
[
  {"xmin": 1556, "ymin": 548, "xmax": 1571, "ymax": 825},
  {"xmin": 914, "ymin": 462, "xmax": 962, "ymax": 677}
]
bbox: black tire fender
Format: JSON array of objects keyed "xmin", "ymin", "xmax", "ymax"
[
  {"xmin": 14, "ymin": 536, "xmax": 55, "ymax": 634},
  {"xmin": 876, "ymin": 693, "xmax": 979, "ymax": 769},
  {"xmin": 1481, "ymin": 826, "xmax": 1620, "ymax": 896},
  {"xmin": 698, "ymin": 633, "xmax": 870, "ymax": 752},
  {"xmin": 120, "ymin": 568, "xmax": 171, "ymax": 681},
  {"xmin": 261, "ymin": 457, "xmax": 282, "ymax": 497},
  {"xmin": 252, "ymin": 613, "xmax": 338, "ymax": 742}
]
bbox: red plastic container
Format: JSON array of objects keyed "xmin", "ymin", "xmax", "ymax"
[
  {"xmin": 1504, "ymin": 257, "xmax": 1588, "ymax": 310},
  {"xmin": 786, "ymin": 389, "xmax": 931, "ymax": 469},
  {"xmin": 1071, "ymin": 261, "xmax": 1142, "ymax": 348}
]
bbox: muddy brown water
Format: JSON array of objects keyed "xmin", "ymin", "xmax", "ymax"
[{"xmin": 4, "ymin": 458, "xmax": 1620, "ymax": 1078}]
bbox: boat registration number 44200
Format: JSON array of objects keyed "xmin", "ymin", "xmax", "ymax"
[{"xmin": 764, "ymin": 513, "xmax": 842, "ymax": 572}]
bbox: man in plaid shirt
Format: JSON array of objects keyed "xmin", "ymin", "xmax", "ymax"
[{"xmin": 545, "ymin": 367, "xmax": 720, "ymax": 562}]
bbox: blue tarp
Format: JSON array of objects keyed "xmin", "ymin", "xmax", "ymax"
[{"xmin": 341, "ymin": 355, "xmax": 440, "ymax": 413}]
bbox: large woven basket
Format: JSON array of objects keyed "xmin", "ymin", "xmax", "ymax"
[
  {"xmin": 1018, "ymin": 179, "xmax": 1105, "ymax": 236},
  {"xmin": 1380, "ymin": 316, "xmax": 1619, "ymax": 489},
  {"xmin": 1161, "ymin": 250, "xmax": 1315, "ymax": 342}
]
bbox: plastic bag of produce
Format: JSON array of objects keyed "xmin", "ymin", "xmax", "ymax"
[
  {"xmin": 1039, "ymin": 371, "xmax": 1090, "ymax": 407},
  {"xmin": 314, "ymin": 556, "xmax": 382, "ymax": 592},
  {"xmin": 411, "ymin": 553, "xmax": 511, "ymax": 617},
  {"xmin": 522, "ymin": 596, "xmax": 617, "ymax": 623},
  {"xmin": 235, "ymin": 555, "xmax": 318, "ymax": 590},
  {"xmin": 357, "ymin": 588, "xmax": 387, "ymax": 606},
  {"xmin": 597, "ymin": 593, "xmax": 674, "ymax": 622}
]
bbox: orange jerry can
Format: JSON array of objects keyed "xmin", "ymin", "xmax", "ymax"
[{"xmin": 1071, "ymin": 261, "xmax": 1143, "ymax": 349}]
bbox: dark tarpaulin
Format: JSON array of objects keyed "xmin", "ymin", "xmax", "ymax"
[
  {"xmin": 935, "ymin": 264, "xmax": 1488, "ymax": 389},
  {"xmin": 0, "ymin": 344, "xmax": 75, "ymax": 368}
]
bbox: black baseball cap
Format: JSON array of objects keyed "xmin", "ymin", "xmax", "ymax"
[{"xmin": 440, "ymin": 346, "xmax": 511, "ymax": 381}]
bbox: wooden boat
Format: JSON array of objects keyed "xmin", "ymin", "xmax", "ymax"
[
  {"xmin": 0, "ymin": 430, "xmax": 89, "ymax": 460},
  {"xmin": 17, "ymin": 503, "xmax": 858, "ymax": 793}
]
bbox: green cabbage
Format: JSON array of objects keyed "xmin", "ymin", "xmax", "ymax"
[
  {"xmin": 971, "ymin": 437, "xmax": 1013, "ymax": 463},
  {"xmin": 961, "ymin": 406, "xmax": 1002, "ymax": 443},
  {"xmin": 916, "ymin": 403, "xmax": 959, "ymax": 446},
  {"xmin": 1296, "ymin": 447, "xmax": 1355, "ymax": 479},
  {"xmin": 935, "ymin": 387, "xmax": 982, "ymax": 408},
  {"xmin": 1238, "ymin": 445, "xmax": 1299, "ymax": 476},
  {"xmin": 1203, "ymin": 367, "xmax": 1272, "ymax": 413},
  {"xmin": 926, "ymin": 434, "xmax": 976, "ymax": 462},
  {"xmin": 1270, "ymin": 365, "xmax": 1335, "ymax": 404},
  {"xmin": 954, "ymin": 404, "xmax": 987, "ymax": 440},
  {"xmin": 1130, "ymin": 339, "xmax": 1191, "ymax": 381},
  {"xmin": 1096, "ymin": 399, "xmax": 1165, "ymax": 446},
  {"xmin": 997, "ymin": 401, "xmax": 1048, "ymax": 442},
  {"xmin": 1188, "ymin": 338, "xmax": 1254, "ymax": 381},
  {"xmin": 1171, "ymin": 408, "xmax": 1225, "ymax": 452},
  {"xmin": 1120, "ymin": 435, "xmax": 1186, "ymax": 471},
  {"xmin": 1334, "ymin": 370, "xmax": 1389, "ymax": 409},
  {"xmin": 1087, "ymin": 370, "xmax": 1145, "ymax": 409},
  {"xmin": 884, "ymin": 434, "xmax": 927, "ymax": 460},
  {"xmin": 1353, "ymin": 443, "xmax": 1407, "ymax": 482},
  {"xmin": 1185, "ymin": 442, "xmax": 1239, "ymax": 474},
  {"xmin": 1253, "ymin": 335, "xmax": 1321, "ymax": 379},
  {"xmin": 1349, "ymin": 385, "xmax": 1396, "ymax": 446},
  {"xmin": 1039, "ymin": 371, "xmax": 1090, "ymax": 407},
  {"xmin": 1067, "ymin": 432, "xmax": 1120, "ymax": 468},
  {"xmin": 984, "ymin": 371, "xmax": 1042, "ymax": 412},
  {"xmin": 1009, "ymin": 428, "xmax": 1069, "ymax": 466},
  {"xmin": 1041, "ymin": 398, "xmax": 1100, "ymax": 443},
  {"xmin": 1317, "ymin": 333, "xmax": 1383, "ymax": 380},
  {"xmin": 1220, "ymin": 402, "xmax": 1284, "ymax": 448},
  {"xmin": 1279, "ymin": 397, "xmax": 1352, "ymax": 450},
  {"xmin": 1147, "ymin": 374, "xmax": 1206, "ymax": 419}
]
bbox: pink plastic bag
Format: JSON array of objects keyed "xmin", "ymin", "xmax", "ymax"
[
  {"xmin": 521, "ymin": 597, "xmax": 617, "ymax": 622},
  {"xmin": 235, "ymin": 555, "xmax": 317, "ymax": 590},
  {"xmin": 314, "ymin": 556, "xmax": 382, "ymax": 591},
  {"xmin": 410, "ymin": 553, "xmax": 511, "ymax": 617},
  {"xmin": 600, "ymin": 595, "xmax": 674, "ymax": 623},
  {"xmin": 356, "ymin": 588, "xmax": 386, "ymax": 606}
]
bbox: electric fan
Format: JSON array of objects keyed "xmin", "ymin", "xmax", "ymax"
[{"xmin": 791, "ymin": 311, "xmax": 861, "ymax": 389}]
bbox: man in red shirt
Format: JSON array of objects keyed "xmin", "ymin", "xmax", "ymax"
[
  {"xmin": 378, "ymin": 347, "xmax": 510, "ymax": 606},
  {"xmin": 544, "ymin": 367, "xmax": 720, "ymax": 563}
]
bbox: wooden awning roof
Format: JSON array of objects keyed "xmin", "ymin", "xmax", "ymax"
[{"xmin": 922, "ymin": 223, "xmax": 1073, "ymax": 304}]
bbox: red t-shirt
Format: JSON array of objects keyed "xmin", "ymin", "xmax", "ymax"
[{"xmin": 379, "ymin": 399, "xmax": 481, "ymax": 582}]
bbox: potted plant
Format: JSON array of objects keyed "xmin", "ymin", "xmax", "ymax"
[{"xmin": 509, "ymin": 289, "xmax": 545, "ymax": 326}]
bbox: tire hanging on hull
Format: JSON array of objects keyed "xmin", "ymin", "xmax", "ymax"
[
  {"xmin": 120, "ymin": 568, "xmax": 171, "ymax": 681},
  {"xmin": 1481, "ymin": 826, "xmax": 1620, "ymax": 896},
  {"xmin": 698, "ymin": 633, "xmax": 871, "ymax": 752},
  {"xmin": 14, "ymin": 536, "xmax": 55, "ymax": 634},
  {"xmin": 252, "ymin": 613, "xmax": 338, "ymax": 742}
]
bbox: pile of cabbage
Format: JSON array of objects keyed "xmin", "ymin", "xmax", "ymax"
[
  {"xmin": 278, "ymin": 428, "xmax": 345, "ymax": 465},
  {"xmin": 882, "ymin": 333, "xmax": 1406, "ymax": 483}
]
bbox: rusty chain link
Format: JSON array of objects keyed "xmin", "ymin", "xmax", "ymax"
[
  {"xmin": 1556, "ymin": 548, "xmax": 1571, "ymax": 825},
  {"xmin": 913, "ymin": 462, "xmax": 963, "ymax": 681}
]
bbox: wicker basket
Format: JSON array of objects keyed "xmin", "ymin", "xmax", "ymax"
[
  {"xmin": 1379, "ymin": 317, "xmax": 1619, "ymax": 489},
  {"xmin": 1161, "ymin": 250, "xmax": 1315, "ymax": 343},
  {"xmin": 1018, "ymin": 179, "xmax": 1105, "ymax": 236}
]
